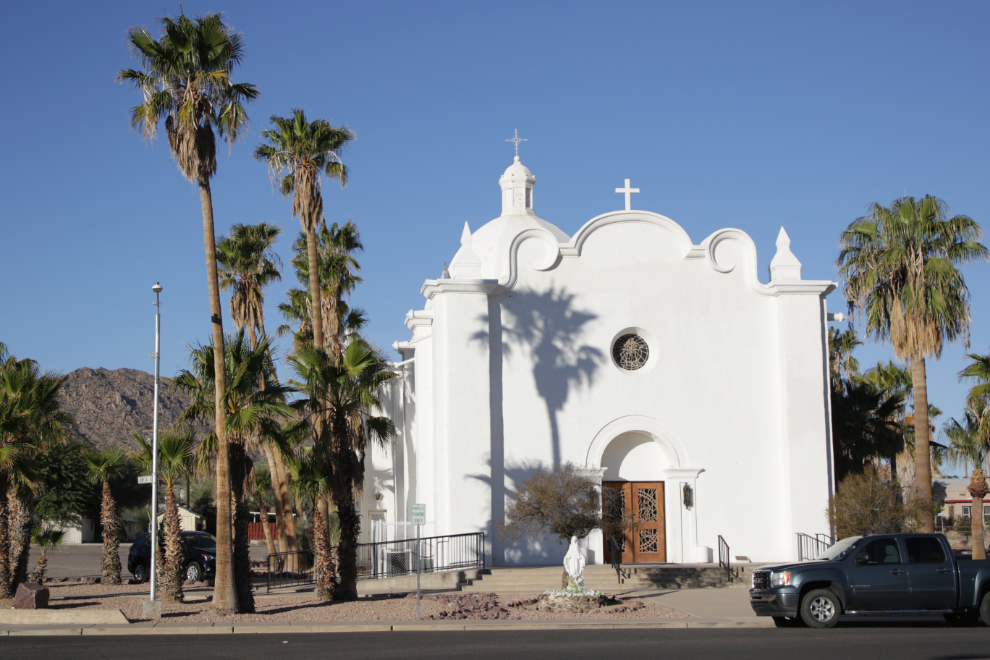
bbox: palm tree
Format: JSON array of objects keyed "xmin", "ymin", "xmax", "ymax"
[
  {"xmin": 173, "ymin": 331, "xmax": 295, "ymax": 613},
  {"xmin": 135, "ymin": 429, "xmax": 194, "ymax": 602},
  {"xmin": 117, "ymin": 9, "xmax": 259, "ymax": 614},
  {"xmin": 83, "ymin": 447, "xmax": 130, "ymax": 586},
  {"xmin": 829, "ymin": 327, "xmax": 862, "ymax": 383},
  {"xmin": 942, "ymin": 412, "xmax": 989, "ymax": 560},
  {"xmin": 255, "ymin": 109, "xmax": 354, "ymax": 352},
  {"xmin": 216, "ymin": 222, "xmax": 299, "ymax": 557},
  {"xmin": 838, "ymin": 195, "xmax": 987, "ymax": 530},
  {"xmin": 27, "ymin": 527, "xmax": 65, "ymax": 584},
  {"xmin": 289, "ymin": 340, "xmax": 395, "ymax": 600},
  {"xmin": 287, "ymin": 455, "xmax": 335, "ymax": 600},
  {"xmin": 960, "ymin": 352, "xmax": 990, "ymax": 444},
  {"xmin": 0, "ymin": 355, "xmax": 72, "ymax": 596}
]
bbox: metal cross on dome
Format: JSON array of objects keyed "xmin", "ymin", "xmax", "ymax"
[
  {"xmin": 506, "ymin": 129, "xmax": 527, "ymax": 157},
  {"xmin": 615, "ymin": 178, "xmax": 640, "ymax": 211}
]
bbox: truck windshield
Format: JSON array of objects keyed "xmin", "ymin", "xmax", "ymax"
[{"xmin": 815, "ymin": 536, "xmax": 861, "ymax": 561}]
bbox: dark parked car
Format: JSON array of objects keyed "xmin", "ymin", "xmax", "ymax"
[
  {"xmin": 127, "ymin": 531, "xmax": 217, "ymax": 583},
  {"xmin": 750, "ymin": 533, "xmax": 990, "ymax": 628}
]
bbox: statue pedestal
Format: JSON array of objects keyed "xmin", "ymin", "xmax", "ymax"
[{"xmin": 537, "ymin": 591, "xmax": 607, "ymax": 611}]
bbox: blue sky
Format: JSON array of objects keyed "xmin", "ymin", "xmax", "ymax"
[{"xmin": 1, "ymin": 1, "xmax": 988, "ymax": 438}]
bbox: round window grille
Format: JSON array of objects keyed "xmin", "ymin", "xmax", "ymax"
[{"xmin": 612, "ymin": 334, "xmax": 649, "ymax": 370}]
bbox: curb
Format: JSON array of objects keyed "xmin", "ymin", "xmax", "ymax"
[{"xmin": 3, "ymin": 618, "xmax": 774, "ymax": 635}]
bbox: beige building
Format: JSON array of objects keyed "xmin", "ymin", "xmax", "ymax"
[
  {"xmin": 157, "ymin": 506, "xmax": 205, "ymax": 532},
  {"xmin": 935, "ymin": 478, "xmax": 990, "ymax": 523}
]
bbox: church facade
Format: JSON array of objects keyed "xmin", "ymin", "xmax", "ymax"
[{"xmin": 363, "ymin": 155, "xmax": 837, "ymax": 565}]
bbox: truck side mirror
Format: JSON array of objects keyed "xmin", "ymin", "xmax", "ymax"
[{"xmin": 853, "ymin": 553, "xmax": 867, "ymax": 566}]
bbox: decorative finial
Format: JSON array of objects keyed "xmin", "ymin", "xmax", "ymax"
[
  {"xmin": 775, "ymin": 227, "xmax": 791, "ymax": 249},
  {"xmin": 770, "ymin": 226, "xmax": 802, "ymax": 282},
  {"xmin": 460, "ymin": 221, "xmax": 473, "ymax": 246},
  {"xmin": 506, "ymin": 129, "xmax": 527, "ymax": 158},
  {"xmin": 441, "ymin": 263, "xmax": 450, "ymax": 279},
  {"xmin": 615, "ymin": 178, "xmax": 640, "ymax": 211}
]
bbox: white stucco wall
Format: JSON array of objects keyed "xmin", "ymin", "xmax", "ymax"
[{"xmin": 369, "ymin": 159, "xmax": 835, "ymax": 565}]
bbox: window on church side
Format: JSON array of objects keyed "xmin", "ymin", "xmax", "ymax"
[
  {"xmin": 525, "ymin": 188, "xmax": 531, "ymax": 208},
  {"xmin": 613, "ymin": 334, "xmax": 649, "ymax": 370}
]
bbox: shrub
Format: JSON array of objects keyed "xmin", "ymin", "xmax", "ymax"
[
  {"xmin": 829, "ymin": 465, "xmax": 929, "ymax": 537},
  {"xmin": 499, "ymin": 464, "xmax": 601, "ymax": 544}
]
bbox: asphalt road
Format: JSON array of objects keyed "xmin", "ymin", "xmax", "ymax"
[
  {"xmin": 30, "ymin": 544, "xmax": 271, "ymax": 579},
  {"xmin": 3, "ymin": 627, "xmax": 989, "ymax": 660}
]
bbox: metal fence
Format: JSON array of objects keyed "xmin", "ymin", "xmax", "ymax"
[
  {"xmin": 796, "ymin": 532, "xmax": 834, "ymax": 561},
  {"xmin": 266, "ymin": 532, "xmax": 486, "ymax": 591},
  {"xmin": 357, "ymin": 532, "xmax": 486, "ymax": 580},
  {"xmin": 266, "ymin": 550, "xmax": 316, "ymax": 592}
]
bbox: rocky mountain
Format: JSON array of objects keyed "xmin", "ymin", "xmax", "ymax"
[{"xmin": 59, "ymin": 367, "xmax": 200, "ymax": 450}]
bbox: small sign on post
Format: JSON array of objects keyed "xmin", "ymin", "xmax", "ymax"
[
  {"xmin": 412, "ymin": 504, "xmax": 426, "ymax": 620},
  {"xmin": 137, "ymin": 475, "xmax": 154, "ymax": 485}
]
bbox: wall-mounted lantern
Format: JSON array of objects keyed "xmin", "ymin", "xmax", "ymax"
[{"xmin": 682, "ymin": 483, "xmax": 693, "ymax": 510}]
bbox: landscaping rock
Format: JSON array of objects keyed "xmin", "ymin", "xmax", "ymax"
[
  {"xmin": 183, "ymin": 578, "xmax": 196, "ymax": 586},
  {"xmin": 537, "ymin": 591, "xmax": 608, "ymax": 611},
  {"xmin": 13, "ymin": 583, "xmax": 50, "ymax": 609}
]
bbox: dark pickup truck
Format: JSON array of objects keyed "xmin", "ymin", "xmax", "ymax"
[{"xmin": 750, "ymin": 533, "xmax": 990, "ymax": 628}]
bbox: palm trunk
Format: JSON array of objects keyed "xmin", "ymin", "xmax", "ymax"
[
  {"xmin": 28, "ymin": 550, "xmax": 47, "ymax": 584},
  {"xmin": 228, "ymin": 442, "xmax": 255, "ymax": 613},
  {"xmin": 100, "ymin": 481, "xmax": 121, "ymax": 585},
  {"xmin": 9, "ymin": 493, "xmax": 35, "ymax": 589},
  {"xmin": 200, "ymin": 180, "xmax": 238, "ymax": 615},
  {"xmin": 334, "ymin": 476, "xmax": 359, "ymax": 601},
  {"xmin": 306, "ymin": 223, "xmax": 323, "ymax": 350},
  {"xmin": 311, "ymin": 500, "xmax": 336, "ymax": 601},
  {"xmin": 969, "ymin": 469, "xmax": 988, "ymax": 561},
  {"xmin": 911, "ymin": 356, "xmax": 934, "ymax": 533},
  {"xmin": 160, "ymin": 486, "xmax": 184, "ymax": 602},
  {"xmin": 258, "ymin": 500, "xmax": 276, "ymax": 557},
  {"xmin": 0, "ymin": 475, "xmax": 11, "ymax": 598},
  {"xmin": 265, "ymin": 445, "xmax": 293, "ymax": 554}
]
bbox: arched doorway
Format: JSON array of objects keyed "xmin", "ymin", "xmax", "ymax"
[{"xmin": 601, "ymin": 432, "xmax": 667, "ymax": 563}]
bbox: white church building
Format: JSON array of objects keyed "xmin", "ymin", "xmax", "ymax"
[{"xmin": 363, "ymin": 152, "xmax": 837, "ymax": 566}]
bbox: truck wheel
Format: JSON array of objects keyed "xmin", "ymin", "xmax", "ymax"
[
  {"xmin": 800, "ymin": 589, "xmax": 840, "ymax": 629},
  {"xmin": 132, "ymin": 562, "xmax": 148, "ymax": 584},
  {"xmin": 772, "ymin": 616, "xmax": 802, "ymax": 627},
  {"xmin": 943, "ymin": 610, "xmax": 980, "ymax": 627},
  {"xmin": 980, "ymin": 592, "xmax": 990, "ymax": 626}
]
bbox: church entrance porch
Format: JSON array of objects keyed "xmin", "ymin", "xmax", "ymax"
[{"xmin": 602, "ymin": 481, "xmax": 666, "ymax": 563}]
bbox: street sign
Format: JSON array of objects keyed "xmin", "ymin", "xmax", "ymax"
[
  {"xmin": 137, "ymin": 475, "xmax": 154, "ymax": 485},
  {"xmin": 412, "ymin": 503, "xmax": 426, "ymax": 525}
]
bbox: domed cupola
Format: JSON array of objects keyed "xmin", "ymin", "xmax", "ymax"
[{"xmin": 499, "ymin": 155, "xmax": 536, "ymax": 216}]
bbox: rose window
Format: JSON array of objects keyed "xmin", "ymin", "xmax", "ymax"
[{"xmin": 612, "ymin": 334, "xmax": 649, "ymax": 370}]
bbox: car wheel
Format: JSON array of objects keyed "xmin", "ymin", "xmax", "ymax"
[
  {"xmin": 943, "ymin": 610, "xmax": 980, "ymax": 627},
  {"xmin": 186, "ymin": 562, "xmax": 203, "ymax": 582},
  {"xmin": 772, "ymin": 616, "xmax": 802, "ymax": 627},
  {"xmin": 800, "ymin": 589, "xmax": 840, "ymax": 629},
  {"xmin": 132, "ymin": 562, "xmax": 148, "ymax": 584}
]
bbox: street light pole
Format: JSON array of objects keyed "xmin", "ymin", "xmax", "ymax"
[{"xmin": 150, "ymin": 282, "xmax": 163, "ymax": 605}]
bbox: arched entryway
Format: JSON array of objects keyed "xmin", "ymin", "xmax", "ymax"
[
  {"xmin": 601, "ymin": 432, "xmax": 667, "ymax": 562},
  {"xmin": 585, "ymin": 416, "xmax": 707, "ymax": 564}
]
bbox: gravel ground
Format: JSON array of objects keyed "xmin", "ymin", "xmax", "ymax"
[{"xmin": 1, "ymin": 584, "xmax": 691, "ymax": 624}]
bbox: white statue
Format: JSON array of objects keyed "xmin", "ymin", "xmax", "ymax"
[{"xmin": 563, "ymin": 535, "xmax": 585, "ymax": 587}]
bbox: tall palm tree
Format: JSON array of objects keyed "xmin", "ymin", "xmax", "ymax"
[
  {"xmin": 838, "ymin": 195, "xmax": 987, "ymax": 530},
  {"xmin": 0, "ymin": 355, "xmax": 72, "ymax": 596},
  {"xmin": 252, "ymin": 468, "xmax": 277, "ymax": 557},
  {"xmin": 961, "ymin": 352, "xmax": 990, "ymax": 444},
  {"xmin": 942, "ymin": 412, "xmax": 989, "ymax": 560},
  {"xmin": 83, "ymin": 447, "xmax": 130, "ymax": 586},
  {"xmin": 289, "ymin": 340, "xmax": 395, "ymax": 600},
  {"xmin": 173, "ymin": 331, "xmax": 294, "ymax": 612},
  {"xmin": 829, "ymin": 327, "xmax": 862, "ymax": 383},
  {"xmin": 135, "ymin": 428, "xmax": 194, "ymax": 602},
  {"xmin": 117, "ymin": 9, "xmax": 259, "ymax": 614},
  {"xmin": 216, "ymin": 222, "xmax": 299, "ymax": 557},
  {"xmin": 255, "ymin": 109, "xmax": 354, "ymax": 352}
]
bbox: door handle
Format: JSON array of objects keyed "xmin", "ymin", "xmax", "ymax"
[
  {"xmin": 936, "ymin": 568, "xmax": 951, "ymax": 574},
  {"xmin": 890, "ymin": 569, "xmax": 906, "ymax": 575}
]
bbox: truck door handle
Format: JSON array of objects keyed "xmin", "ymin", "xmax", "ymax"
[
  {"xmin": 936, "ymin": 568, "xmax": 950, "ymax": 574},
  {"xmin": 890, "ymin": 569, "xmax": 906, "ymax": 575}
]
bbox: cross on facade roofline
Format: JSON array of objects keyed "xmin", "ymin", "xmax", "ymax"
[
  {"xmin": 506, "ymin": 129, "xmax": 527, "ymax": 157},
  {"xmin": 615, "ymin": 178, "xmax": 640, "ymax": 211}
]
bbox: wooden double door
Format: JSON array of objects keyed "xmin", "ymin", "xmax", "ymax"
[{"xmin": 602, "ymin": 482, "xmax": 666, "ymax": 563}]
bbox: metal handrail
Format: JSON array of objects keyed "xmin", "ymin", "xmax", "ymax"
[
  {"xmin": 717, "ymin": 535, "xmax": 737, "ymax": 582},
  {"xmin": 608, "ymin": 535, "xmax": 623, "ymax": 581},
  {"xmin": 796, "ymin": 532, "xmax": 834, "ymax": 561}
]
